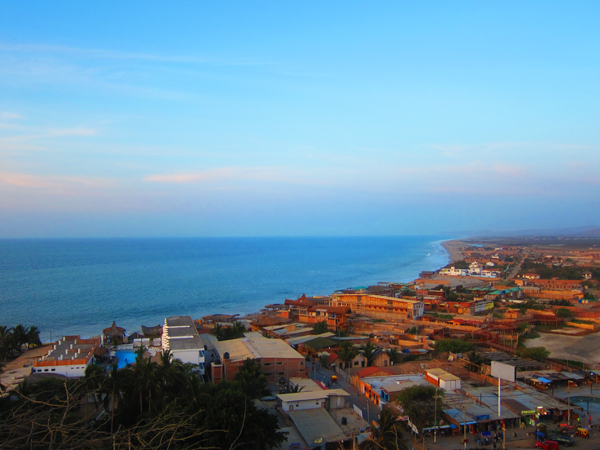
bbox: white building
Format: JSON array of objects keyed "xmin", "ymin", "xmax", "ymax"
[
  {"xmin": 440, "ymin": 267, "xmax": 469, "ymax": 276},
  {"xmin": 277, "ymin": 389, "xmax": 350, "ymax": 412},
  {"xmin": 32, "ymin": 336, "xmax": 101, "ymax": 378},
  {"xmin": 162, "ymin": 316, "xmax": 218, "ymax": 375},
  {"xmin": 425, "ymin": 368, "xmax": 462, "ymax": 391}
]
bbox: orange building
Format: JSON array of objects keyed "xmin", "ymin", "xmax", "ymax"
[
  {"xmin": 332, "ymin": 294, "xmax": 424, "ymax": 320},
  {"xmin": 211, "ymin": 332, "xmax": 307, "ymax": 384}
]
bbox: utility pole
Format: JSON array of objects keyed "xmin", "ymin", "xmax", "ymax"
[
  {"xmin": 434, "ymin": 389, "xmax": 439, "ymax": 443},
  {"xmin": 498, "ymin": 376, "xmax": 502, "ymax": 417},
  {"xmin": 463, "ymin": 403, "xmax": 467, "ymax": 450},
  {"xmin": 568, "ymin": 381, "xmax": 571, "ymax": 425}
]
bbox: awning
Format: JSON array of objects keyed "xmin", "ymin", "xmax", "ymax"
[{"xmin": 537, "ymin": 377, "xmax": 552, "ymax": 383}]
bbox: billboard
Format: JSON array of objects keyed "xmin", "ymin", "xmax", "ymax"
[{"xmin": 491, "ymin": 361, "xmax": 516, "ymax": 382}]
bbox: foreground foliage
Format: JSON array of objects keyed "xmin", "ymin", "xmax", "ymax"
[
  {"xmin": 395, "ymin": 385, "xmax": 443, "ymax": 436},
  {"xmin": 359, "ymin": 407, "xmax": 407, "ymax": 450},
  {"xmin": 0, "ymin": 349, "xmax": 284, "ymax": 450}
]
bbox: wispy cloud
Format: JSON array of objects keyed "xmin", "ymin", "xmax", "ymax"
[
  {"xmin": 0, "ymin": 171, "xmax": 116, "ymax": 191},
  {"xmin": 144, "ymin": 166, "xmax": 336, "ymax": 185},
  {"xmin": 0, "ymin": 111, "xmax": 23, "ymax": 120},
  {"xmin": 0, "ymin": 43, "xmax": 271, "ymax": 67},
  {"xmin": 430, "ymin": 141, "xmax": 600, "ymax": 158},
  {"xmin": 47, "ymin": 127, "xmax": 97, "ymax": 137}
]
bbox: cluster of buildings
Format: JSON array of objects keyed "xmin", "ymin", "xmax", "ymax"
[{"xmin": 22, "ymin": 239, "xmax": 600, "ymax": 447}]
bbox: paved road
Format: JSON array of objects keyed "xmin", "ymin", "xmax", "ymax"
[{"xmin": 309, "ymin": 362, "xmax": 381, "ymax": 424}]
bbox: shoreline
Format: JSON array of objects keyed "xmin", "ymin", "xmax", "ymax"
[
  {"xmin": 11, "ymin": 237, "xmax": 464, "ymax": 342},
  {"xmin": 440, "ymin": 239, "xmax": 466, "ymax": 264}
]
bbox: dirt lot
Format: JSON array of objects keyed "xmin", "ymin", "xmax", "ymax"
[{"xmin": 525, "ymin": 332, "xmax": 600, "ymax": 365}]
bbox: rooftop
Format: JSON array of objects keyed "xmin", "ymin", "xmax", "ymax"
[
  {"xmin": 288, "ymin": 408, "xmax": 348, "ymax": 444},
  {"xmin": 214, "ymin": 332, "xmax": 304, "ymax": 362},
  {"xmin": 277, "ymin": 389, "xmax": 349, "ymax": 403}
]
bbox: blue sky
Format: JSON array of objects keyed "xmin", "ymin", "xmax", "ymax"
[{"xmin": 1, "ymin": 2, "xmax": 599, "ymax": 237}]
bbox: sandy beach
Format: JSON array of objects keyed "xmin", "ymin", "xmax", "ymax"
[{"xmin": 441, "ymin": 240, "xmax": 466, "ymax": 263}]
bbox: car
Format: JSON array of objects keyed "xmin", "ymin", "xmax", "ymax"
[
  {"xmin": 535, "ymin": 440, "xmax": 560, "ymax": 450},
  {"xmin": 548, "ymin": 434, "xmax": 574, "ymax": 447}
]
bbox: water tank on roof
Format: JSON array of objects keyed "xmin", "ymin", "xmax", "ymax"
[{"xmin": 223, "ymin": 352, "xmax": 230, "ymax": 359}]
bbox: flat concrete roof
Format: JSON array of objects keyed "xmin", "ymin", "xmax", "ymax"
[
  {"xmin": 214, "ymin": 332, "xmax": 304, "ymax": 363},
  {"xmin": 289, "ymin": 377, "xmax": 325, "ymax": 393},
  {"xmin": 278, "ymin": 389, "xmax": 350, "ymax": 403},
  {"xmin": 361, "ymin": 374, "xmax": 430, "ymax": 392},
  {"xmin": 164, "ymin": 316, "xmax": 204, "ymax": 351},
  {"xmin": 40, "ymin": 336, "xmax": 99, "ymax": 363},
  {"xmin": 287, "ymin": 332, "xmax": 335, "ymax": 346},
  {"xmin": 289, "ymin": 408, "xmax": 348, "ymax": 444}
]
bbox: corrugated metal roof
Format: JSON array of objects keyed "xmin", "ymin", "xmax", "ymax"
[{"xmin": 289, "ymin": 408, "xmax": 347, "ymax": 444}]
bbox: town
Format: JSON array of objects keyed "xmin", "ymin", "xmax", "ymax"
[{"xmin": 2, "ymin": 238, "xmax": 600, "ymax": 449}]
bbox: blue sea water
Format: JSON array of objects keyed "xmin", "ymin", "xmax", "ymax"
[{"xmin": 0, "ymin": 236, "xmax": 451, "ymax": 341}]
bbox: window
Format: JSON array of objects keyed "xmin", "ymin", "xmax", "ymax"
[
  {"xmin": 264, "ymin": 363, "xmax": 271, "ymax": 366},
  {"xmin": 277, "ymin": 362, "xmax": 283, "ymax": 365}
]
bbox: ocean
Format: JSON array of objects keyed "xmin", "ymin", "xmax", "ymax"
[{"xmin": 0, "ymin": 236, "xmax": 450, "ymax": 341}]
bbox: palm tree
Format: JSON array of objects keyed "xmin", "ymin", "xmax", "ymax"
[
  {"xmin": 232, "ymin": 320, "xmax": 246, "ymax": 338},
  {"xmin": 360, "ymin": 407, "xmax": 407, "ymax": 450},
  {"xmin": 83, "ymin": 364, "xmax": 105, "ymax": 409},
  {"xmin": 338, "ymin": 341, "xmax": 359, "ymax": 369},
  {"xmin": 102, "ymin": 364, "xmax": 130, "ymax": 434},
  {"xmin": 234, "ymin": 358, "xmax": 269, "ymax": 399},
  {"xmin": 156, "ymin": 349, "xmax": 189, "ymax": 399},
  {"xmin": 387, "ymin": 347, "xmax": 402, "ymax": 365},
  {"xmin": 361, "ymin": 341, "xmax": 377, "ymax": 367},
  {"xmin": 25, "ymin": 326, "xmax": 42, "ymax": 349},
  {"xmin": 12, "ymin": 324, "xmax": 29, "ymax": 354},
  {"xmin": 133, "ymin": 355, "xmax": 159, "ymax": 414},
  {"xmin": 0, "ymin": 326, "xmax": 12, "ymax": 360},
  {"xmin": 212, "ymin": 323, "xmax": 223, "ymax": 340}
]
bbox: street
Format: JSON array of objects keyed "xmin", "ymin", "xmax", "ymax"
[{"xmin": 309, "ymin": 362, "xmax": 382, "ymax": 424}]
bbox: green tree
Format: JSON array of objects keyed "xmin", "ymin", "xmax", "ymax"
[
  {"xmin": 0, "ymin": 326, "xmax": 13, "ymax": 360},
  {"xmin": 466, "ymin": 351, "xmax": 483, "ymax": 372},
  {"xmin": 555, "ymin": 308, "xmax": 573, "ymax": 318},
  {"xmin": 25, "ymin": 326, "xmax": 42, "ymax": 349},
  {"xmin": 387, "ymin": 347, "xmax": 402, "ymax": 365},
  {"xmin": 234, "ymin": 358, "xmax": 269, "ymax": 399},
  {"xmin": 212, "ymin": 321, "xmax": 247, "ymax": 341},
  {"xmin": 337, "ymin": 341, "xmax": 359, "ymax": 369},
  {"xmin": 313, "ymin": 320, "xmax": 330, "ymax": 334},
  {"xmin": 202, "ymin": 382, "xmax": 286, "ymax": 450},
  {"xmin": 11, "ymin": 324, "xmax": 28, "ymax": 354},
  {"xmin": 434, "ymin": 339, "xmax": 475, "ymax": 354},
  {"xmin": 359, "ymin": 406, "xmax": 407, "ymax": 450},
  {"xmin": 518, "ymin": 346, "xmax": 550, "ymax": 361},
  {"xmin": 361, "ymin": 341, "xmax": 377, "ymax": 367},
  {"xmin": 102, "ymin": 364, "xmax": 131, "ymax": 433},
  {"xmin": 396, "ymin": 386, "xmax": 443, "ymax": 437}
]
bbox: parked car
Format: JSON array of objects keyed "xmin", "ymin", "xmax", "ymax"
[
  {"xmin": 535, "ymin": 440, "xmax": 559, "ymax": 450},
  {"xmin": 548, "ymin": 434, "xmax": 575, "ymax": 447}
]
